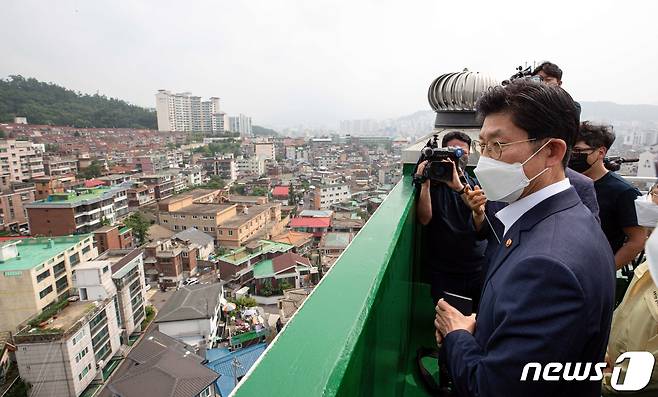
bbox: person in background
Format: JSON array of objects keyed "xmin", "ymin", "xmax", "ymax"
[
  {"xmin": 415, "ymin": 131, "xmax": 486, "ymax": 310},
  {"xmin": 531, "ymin": 61, "xmax": 582, "ymax": 118},
  {"xmin": 602, "ymin": 223, "xmax": 658, "ymax": 396},
  {"xmin": 569, "ymin": 122, "xmax": 644, "ymax": 269}
]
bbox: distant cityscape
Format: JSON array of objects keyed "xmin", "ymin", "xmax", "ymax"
[{"xmin": 0, "ymin": 79, "xmax": 406, "ymax": 397}]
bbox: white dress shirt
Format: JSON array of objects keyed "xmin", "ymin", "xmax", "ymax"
[{"xmin": 495, "ymin": 178, "xmax": 572, "ymax": 236}]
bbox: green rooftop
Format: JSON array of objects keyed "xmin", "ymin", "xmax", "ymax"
[
  {"xmin": 0, "ymin": 235, "xmax": 91, "ymax": 271},
  {"xmin": 27, "ymin": 185, "xmax": 127, "ymax": 207},
  {"xmin": 218, "ymin": 240, "xmax": 294, "ymax": 266},
  {"xmin": 252, "ymin": 259, "xmax": 274, "ymax": 278}
]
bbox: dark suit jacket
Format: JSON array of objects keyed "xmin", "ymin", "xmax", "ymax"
[
  {"xmin": 565, "ymin": 167, "xmax": 600, "ymax": 222},
  {"xmin": 444, "ymin": 187, "xmax": 615, "ymax": 397}
]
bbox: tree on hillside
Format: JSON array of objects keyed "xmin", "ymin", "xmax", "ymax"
[
  {"xmin": 0, "ymin": 75, "xmax": 157, "ymax": 128},
  {"xmin": 252, "ymin": 125, "xmax": 279, "ymax": 137}
]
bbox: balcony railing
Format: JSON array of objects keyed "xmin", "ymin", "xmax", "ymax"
[{"xmin": 234, "ymin": 163, "xmax": 435, "ymax": 397}]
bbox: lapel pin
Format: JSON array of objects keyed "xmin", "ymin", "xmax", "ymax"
[{"xmin": 505, "ymin": 239, "xmax": 512, "ymax": 247}]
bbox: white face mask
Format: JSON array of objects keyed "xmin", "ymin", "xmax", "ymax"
[
  {"xmin": 634, "ymin": 195, "xmax": 658, "ymax": 227},
  {"xmin": 644, "ymin": 226, "xmax": 658, "ymax": 285},
  {"xmin": 473, "ymin": 139, "xmax": 552, "ymax": 203}
]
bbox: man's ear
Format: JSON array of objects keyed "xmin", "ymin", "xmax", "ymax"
[
  {"xmin": 557, "ymin": 80, "xmax": 563, "ymax": 86},
  {"xmin": 599, "ymin": 147, "xmax": 608, "ymax": 161},
  {"xmin": 546, "ymin": 139, "xmax": 567, "ymax": 168}
]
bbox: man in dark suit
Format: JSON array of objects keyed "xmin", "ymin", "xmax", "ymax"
[{"xmin": 434, "ymin": 80, "xmax": 616, "ymax": 397}]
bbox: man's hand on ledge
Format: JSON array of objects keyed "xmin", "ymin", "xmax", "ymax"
[{"xmin": 434, "ymin": 298, "xmax": 476, "ymax": 346}]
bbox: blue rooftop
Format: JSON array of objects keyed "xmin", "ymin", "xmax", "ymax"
[{"xmin": 205, "ymin": 343, "xmax": 267, "ymax": 397}]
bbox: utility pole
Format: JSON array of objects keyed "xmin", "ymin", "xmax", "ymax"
[{"xmin": 232, "ymin": 356, "xmax": 243, "ymax": 387}]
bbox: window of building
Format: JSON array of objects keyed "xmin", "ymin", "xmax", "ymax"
[
  {"xmin": 78, "ymin": 363, "xmax": 91, "ymax": 381},
  {"xmin": 102, "ymin": 266, "xmax": 109, "ymax": 273},
  {"xmin": 162, "ymin": 219, "xmax": 168, "ymax": 223},
  {"xmin": 72, "ymin": 328, "xmax": 85, "ymax": 345},
  {"xmin": 174, "ymin": 225, "xmax": 180, "ymax": 230},
  {"xmin": 75, "ymin": 346, "xmax": 89, "ymax": 363},
  {"xmin": 36, "ymin": 269, "xmax": 51, "ymax": 283},
  {"xmin": 198, "ymin": 386, "xmax": 212, "ymax": 397},
  {"xmin": 228, "ymin": 230, "xmax": 233, "ymax": 236},
  {"xmin": 39, "ymin": 285, "xmax": 53, "ymax": 299},
  {"xmin": 192, "ymin": 215, "xmax": 198, "ymax": 219}
]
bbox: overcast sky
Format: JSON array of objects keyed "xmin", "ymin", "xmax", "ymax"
[{"xmin": 2, "ymin": 0, "xmax": 657, "ymax": 128}]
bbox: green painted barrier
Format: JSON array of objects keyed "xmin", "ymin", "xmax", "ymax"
[{"xmin": 234, "ymin": 173, "xmax": 436, "ymax": 396}]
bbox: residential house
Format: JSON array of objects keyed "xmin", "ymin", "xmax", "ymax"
[
  {"xmin": 251, "ymin": 253, "xmax": 317, "ymax": 295},
  {"xmin": 172, "ymin": 227, "xmax": 215, "ymax": 260},
  {"xmin": 106, "ymin": 330, "xmax": 219, "ymax": 397},
  {"xmin": 318, "ymin": 232, "xmax": 354, "ymax": 255},
  {"xmin": 143, "ymin": 238, "xmax": 199, "ymax": 286},
  {"xmin": 216, "ymin": 240, "xmax": 293, "ymax": 281},
  {"xmin": 93, "ymin": 225, "xmax": 133, "ymax": 254},
  {"xmin": 154, "ymin": 284, "xmax": 225, "ymax": 348}
]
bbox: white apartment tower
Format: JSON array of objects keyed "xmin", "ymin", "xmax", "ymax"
[
  {"xmin": 229, "ymin": 114, "xmax": 253, "ymax": 137},
  {"xmin": 156, "ymin": 90, "xmax": 228, "ymax": 134}
]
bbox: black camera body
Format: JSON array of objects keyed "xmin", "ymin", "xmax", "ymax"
[
  {"xmin": 414, "ymin": 135, "xmax": 465, "ymax": 185},
  {"xmin": 604, "ymin": 156, "xmax": 639, "ymax": 172},
  {"xmin": 502, "ymin": 65, "xmax": 542, "ymax": 86}
]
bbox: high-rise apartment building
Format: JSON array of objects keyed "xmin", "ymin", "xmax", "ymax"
[
  {"xmin": 0, "ymin": 140, "xmax": 45, "ymax": 191},
  {"xmin": 156, "ymin": 90, "xmax": 227, "ymax": 134},
  {"xmin": 229, "ymin": 114, "xmax": 253, "ymax": 137}
]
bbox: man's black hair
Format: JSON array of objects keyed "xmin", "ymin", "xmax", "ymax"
[
  {"xmin": 532, "ymin": 61, "xmax": 563, "ymax": 81},
  {"xmin": 442, "ymin": 130, "xmax": 471, "ymax": 148},
  {"xmin": 577, "ymin": 121, "xmax": 616, "ymax": 150},
  {"xmin": 475, "ymin": 79, "xmax": 579, "ymax": 167}
]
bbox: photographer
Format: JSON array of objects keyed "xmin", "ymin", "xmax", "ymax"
[
  {"xmin": 569, "ymin": 122, "xmax": 643, "ymax": 270},
  {"xmin": 416, "ymin": 131, "xmax": 486, "ymax": 310}
]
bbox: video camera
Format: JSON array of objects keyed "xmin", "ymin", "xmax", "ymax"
[
  {"xmin": 502, "ymin": 65, "xmax": 542, "ymax": 86},
  {"xmin": 413, "ymin": 134, "xmax": 466, "ymax": 185},
  {"xmin": 604, "ymin": 156, "xmax": 639, "ymax": 172}
]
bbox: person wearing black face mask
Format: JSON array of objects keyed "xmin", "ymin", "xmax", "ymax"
[{"xmin": 569, "ymin": 122, "xmax": 643, "ymax": 271}]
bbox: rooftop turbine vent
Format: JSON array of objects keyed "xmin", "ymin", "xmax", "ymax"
[{"xmin": 427, "ymin": 69, "xmax": 498, "ymax": 128}]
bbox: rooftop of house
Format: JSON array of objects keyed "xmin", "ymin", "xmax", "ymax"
[
  {"xmin": 227, "ymin": 194, "xmax": 265, "ymax": 201},
  {"xmin": 172, "ymin": 227, "xmax": 214, "ymax": 247},
  {"xmin": 147, "ymin": 224, "xmax": 175, "ymax": 242},
  {"xmin": 298, "ymin": 209, "xmax": 334, "ymax": 218},
  {"xmin": 218, "ymin": 240, "xmax": 294, "ymax": 266},
  {"xmin": 271, "ymin": 230, "xmax": 314, "ymax": 247},
  {"xmin": 26, "ymin": 184, "xmax": 129, "ymax": 207},
  {"xmin": 0, "ymin": 235, "xmax": 91, "ymax": 271},
  {"xmin": 272, "ymin": 185, "xmax": 289, "ymax": 196},
  {"xmin": 319, "ymin": 232, "xmax": 354, "ymax": 250},
  {"xmin": 157, "ymin": 188, "xmax": 219, "ymax": 206},
  {"xmin": 15, "ymin": 298, "xmax": 106, "ymax": 340},
  {"xmin": 95, "ymin": 248, "xmax": 142, "ymax": 277},
  {"xmin": 253, "ymin": 252, "xmax": 312, "ymax": 279},
  {"xmin": 155, "ymin": 284, "xmax": 223, "ymax": 323},
  {"xmin": 170, "ymin": 203, "xmax": 234, "ymax": 215},
  {"xmin": 289, "ymin": 217, "xmax": 331, "ymax": 229},
  {"xmin": 107, "ymin": 330, "xmax": 218, "ymax": 397},
  {"xmin": 219, "ymin": 204, "xmax": 276, "ymax": 228},
  {"xmin": 205, "ymin": 343, "xmax": 267, "ymax": 397}
]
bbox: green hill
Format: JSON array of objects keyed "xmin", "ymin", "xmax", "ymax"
[{"xmin": 0, "ymin": 75, "xmax": 156, "ymax": 129}]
